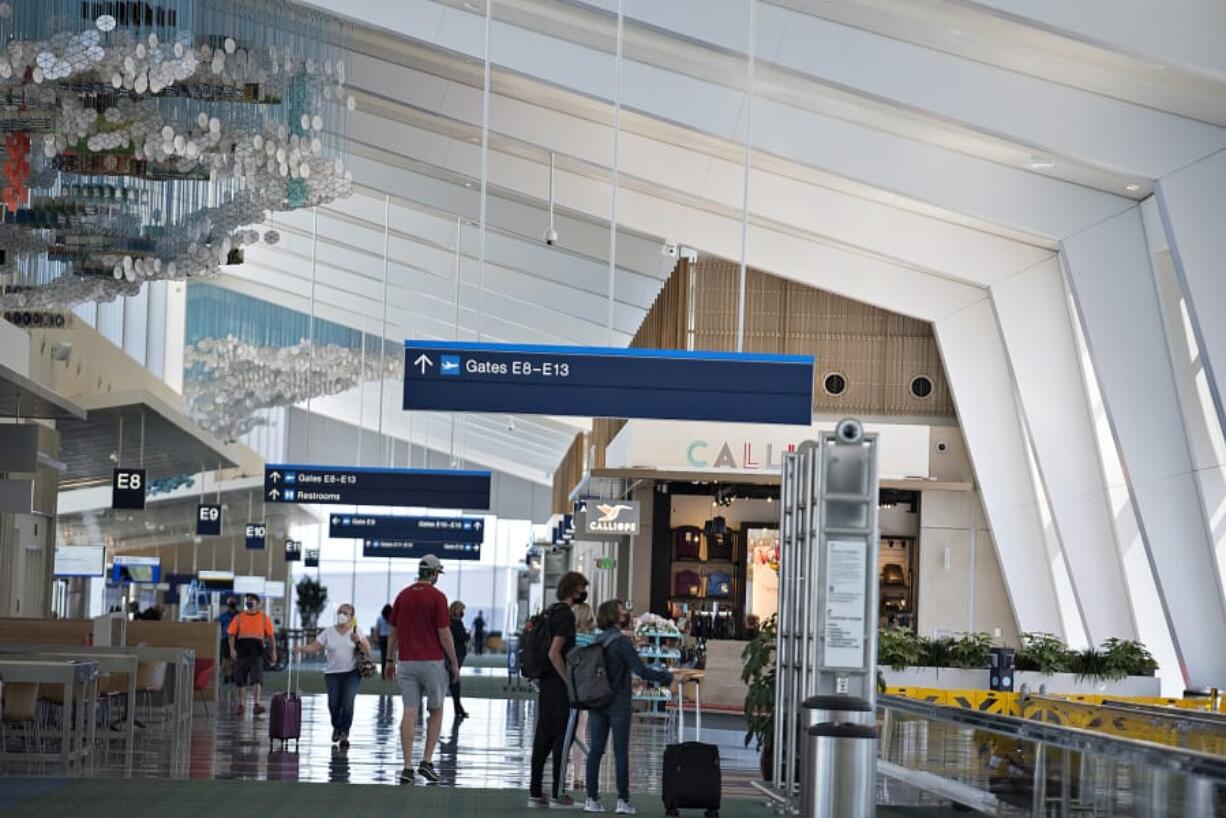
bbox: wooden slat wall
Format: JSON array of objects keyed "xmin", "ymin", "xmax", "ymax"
[{"xmin": 551, "ymin": 432, "xmax": 587, "ymax": 515}]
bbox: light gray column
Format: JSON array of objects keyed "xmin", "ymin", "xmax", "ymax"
[
  {"xmin": 1063, "ymin": 206, "xmax": 1226, "ymax": 686},
  {"xmin": 1156, "ymin": 149, "xmax": 1226, "ymax": 443},
  {"xmin": 992, "ymin": 258, "xmax": 1136, "ymax": 643}
]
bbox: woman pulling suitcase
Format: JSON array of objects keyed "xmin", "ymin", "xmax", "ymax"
[
  {"xmin": 294, "ymin": 602, "xmax": 373, "ymax": 747},
  {"xmin": 583, "ymin": 599, "xmax": 673, "ymax": 815}
]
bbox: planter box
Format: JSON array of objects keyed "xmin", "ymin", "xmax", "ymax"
[{"xmin": 879, "ymin": 666, "xmax": 1160, "ymax": 697}]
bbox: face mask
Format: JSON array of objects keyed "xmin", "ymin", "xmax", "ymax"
[
  {"xmin": 336, "ymin": 613, "xmax": 350, "ymax": 626},
  {"xmin": 245, "ymin": 602, "xmax": 256, "ymax": 612},
  {"xmin": 620, "ymin": 614, "xmax": 631, "ymax": 629},
  {"xmin": 574, "ymin": 591, "xmax": 588, "ymax": 605},
  {"xmin": 227, "ymin": 602, "xmax": 237, "ymax": 610}
]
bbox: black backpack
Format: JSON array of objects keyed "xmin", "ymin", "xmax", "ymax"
[{"xmin": 518, "ymin": 604, "xmax": 564, "ymax": 680}]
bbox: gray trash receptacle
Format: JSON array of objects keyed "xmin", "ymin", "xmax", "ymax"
[{"xmin": 804, "ymin": 722, "xmax": 877, "ymax": 818}]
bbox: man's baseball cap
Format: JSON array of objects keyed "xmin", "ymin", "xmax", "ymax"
[{"xmin": 419, "ymin": 554, "xmax": 445, "ymax": 574}]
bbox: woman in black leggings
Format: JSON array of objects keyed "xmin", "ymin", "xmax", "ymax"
[
  {"xmin": 448, "ymin": 601, "xmax": 471, "ymax": 719},
  {"xmin": 376, "ymin": 603, "xmax": 393, "ymax": 678}
]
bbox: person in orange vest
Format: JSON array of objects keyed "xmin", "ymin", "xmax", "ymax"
[{"xmin": 228, "ymin": 593, "xmax": 277, "ymax": 716}]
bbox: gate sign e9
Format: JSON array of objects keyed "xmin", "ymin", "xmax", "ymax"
[
  {"xmin": 112, "ymin": 468, "xmax": 146, "ymax": 510},
  {"xmin": 245, "ymin": 523, "xmax": 266, "ymax": 550},
  {"xmin": 196, "ymin": 503, "xmax": 223, "ymax": 536}
]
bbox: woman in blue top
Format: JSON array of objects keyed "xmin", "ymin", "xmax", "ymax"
[{"xmin": 585, "ymin": 599, "xmax": 673, "ymax": 815}]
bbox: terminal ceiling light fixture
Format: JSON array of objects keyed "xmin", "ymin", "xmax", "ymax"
[
  {"xmin": 183, "ymin": 336, "xmax": 402, "ymax": 443},
  {"xmin": 0, "ymin": 0, "xmax": 354, "ymax": 308}
]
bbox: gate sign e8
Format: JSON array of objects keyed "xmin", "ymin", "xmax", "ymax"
[
  {"xmin": 196, "ymin": 503, "xmax": 222, "ymax": 536},
  {"xmin": 112, "ymin": 468, "xmax": 146, "ymax": 510},
  {"xmin": 403, "ymin": 341, "xmax": 815, "ymax": 425},
  {"xmin": 245, "ymin": 523, "xmax": 266, "ymax": 550}
]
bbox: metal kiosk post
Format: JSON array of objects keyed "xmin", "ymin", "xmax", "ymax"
[{"xmin": 770, "ymin": 419, "xmax": 880, "ymax": 817}]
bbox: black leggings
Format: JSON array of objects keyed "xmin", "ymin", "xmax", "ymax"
[
  {"xmin": 378, "ymin": 636, "xmax": 389, "ymax": 677},
  {"xmin": 450, "ymin": 678, "xmax": 464, "ymax": 714},
  {"xmin": 530, "ymin": 674, "xmax": 571, "ymax": 799}
]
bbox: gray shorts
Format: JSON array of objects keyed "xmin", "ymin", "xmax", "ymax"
[{"xmin": 396, "ymin": 660, "xmax": 448, "ymax": 711}]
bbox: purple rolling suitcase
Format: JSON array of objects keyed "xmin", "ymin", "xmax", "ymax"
[{"xmin": 269, "ymin": 649, "xmax": 302, "ymax": 747}]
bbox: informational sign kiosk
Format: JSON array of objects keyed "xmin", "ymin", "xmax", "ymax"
[{"xmin": 772, "ymin": 419, "xmax": 880, "ymax": 816}]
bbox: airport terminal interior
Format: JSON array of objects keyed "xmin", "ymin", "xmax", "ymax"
[{"xmin": 2, "ymin": 0, "xmax": 1226, "ymax": 816}]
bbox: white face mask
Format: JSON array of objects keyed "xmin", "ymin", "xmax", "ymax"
[{"xmin": 336, "ymin": 613, "xmax": 350, "ymax": 626}]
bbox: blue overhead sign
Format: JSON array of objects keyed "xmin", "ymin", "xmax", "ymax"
[
  {"xmin": 402, "ymin": 341, "xmax": 815, "ymax": 425},
  {"xmin": 264, "ymin": 464, "xmax": 491, "ymax": 510},
  {"xmin": 329, "ymin": 514, "xmax": 485, "ymax": 544},
  {"xmin": 363, "ymin": 539, "xmax": 482, "ymax": 561}
]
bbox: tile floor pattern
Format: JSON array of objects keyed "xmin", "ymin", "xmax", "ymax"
[{"xmin": 0, "ymin": 690, "xmax": 761, "ymax": 799}]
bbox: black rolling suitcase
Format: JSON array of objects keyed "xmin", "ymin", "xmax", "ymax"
[{"xmin": 663, "ymin": 677, "xmax": 721, "ymax": 817}]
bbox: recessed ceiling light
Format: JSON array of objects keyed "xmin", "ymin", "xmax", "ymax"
[
  {"xmin": 1125, "ymin": 183, "xmax": 1141, "ymax": 192},
  {"xmin": 1025, "ymin": 155, "xmax": 1056, "ymax": 170}
]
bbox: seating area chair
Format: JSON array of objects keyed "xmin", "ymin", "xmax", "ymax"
[
  {"xmin": 136, "ymin": 661, "xmax": 168, "ymax": 725},
  {"xmin": 1, "ymin": 682, "xmax": 41, "ymax": 756}
]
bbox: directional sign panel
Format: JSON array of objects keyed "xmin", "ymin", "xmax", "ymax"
[
  {"xmin": 264, "ymin": 464, "xmax": 491, "ymax": 509},
  {"xmin": 329, "ymin": 514, "xmax": 485, "ymax": 544},
  {"xmin": 403, "ymin": 341, "xmax": 815, "ymax": 424},
  {"xmin": 363, "ymin": 539, "xmax": 482, "ymax": 561}
]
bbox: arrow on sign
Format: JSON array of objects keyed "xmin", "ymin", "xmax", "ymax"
[
  {"xmin": 268, "ymin": 488, "xmax": 280, "ymax": 500},
  {"xmin": 269, "ymin": 470, "xmax": 281, "ymax": 482},
  {"xmin": 414, "ymin": 354, "xmax": 434, "ymax": 374}
]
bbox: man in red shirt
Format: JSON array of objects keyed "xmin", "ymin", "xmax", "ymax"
[{"xmin": 385, "ymin": 554, "xmax": 460, "ymax": 784}]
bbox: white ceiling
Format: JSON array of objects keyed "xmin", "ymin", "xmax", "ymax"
[{"xmin": 212, "ymin": 0, "xmax": 1226, "ymax": 483}]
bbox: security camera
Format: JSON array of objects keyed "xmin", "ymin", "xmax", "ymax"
[
  {"xmin": 935, "ymin": 440, "xmax": 949, "ymax": 454},
  {"xmin": 661, "ymin": 243, "xmax": 679, "ymax": 258},
  {"xmin": 506, "ymin": 416, "xmax": 516, "ymax": 432},
  {"xmin": 835, "ymin": 418, "xmax": 864, "ymax": 445},
  {"xmin": 544, "ymin": 227, "xmax": 558, "ymax": 246}
]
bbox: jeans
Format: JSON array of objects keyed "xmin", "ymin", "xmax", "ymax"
[
  {"xmin": 324, "ymin": 669, "xmax": 362, "ymax": 733},
  {"xmin": 530, "ymin": 673, "xmax": 571, "ymax": 798},
  {"xmin": 586, "ymin": 693, "xmax": 633, "ymax": 803}
]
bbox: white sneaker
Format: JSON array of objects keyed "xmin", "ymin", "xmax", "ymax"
[
  {"xmin": 615, "ymin": 801, "xmax": 636, "ymax": 815},
  {"xmin": 583, "ymin": 799, "xmax": 605, "ymax": 813}
]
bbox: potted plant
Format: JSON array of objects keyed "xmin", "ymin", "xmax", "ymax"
[
  {"xmin": 295, "ymin": 576, "xmax": 328, "ymax": 630},
  {"xmin": 1016, "ymin": 632, "xmax": 1071, "ymax": 675},
  {"xmin": 741, "ymin": 614, "xmax": 776, "ymax": 780}
]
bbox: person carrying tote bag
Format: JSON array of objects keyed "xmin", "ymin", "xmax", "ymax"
[{"xmin": 295, "ymin": 603, "xmax": 372, "ymax": 748}]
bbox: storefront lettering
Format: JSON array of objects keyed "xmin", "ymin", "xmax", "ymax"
[{"xmin": 685, "ymin": 439, "xmax": 798, "ymax": 469}]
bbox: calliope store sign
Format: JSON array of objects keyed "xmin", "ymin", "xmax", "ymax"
[
  {"xmin": 604, "ymin": 419, "xmax": 931, "ymax": 478},
  {"xmin": 575, "ymin": 500, "xmax": 641, "ymax": 537}
]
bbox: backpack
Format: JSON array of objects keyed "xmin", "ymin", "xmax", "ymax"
[
  {"xmin": 518, "ymin": 603, "xmax": 564, "ymax": 680},
  {"xmin": 566, "ymin": 632, "xmax": 617, "ymax": 709}
]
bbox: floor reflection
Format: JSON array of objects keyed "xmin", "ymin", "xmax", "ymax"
[{"xmin": 0, "ymin": 692, "xmax": 759, "ymax": 797}]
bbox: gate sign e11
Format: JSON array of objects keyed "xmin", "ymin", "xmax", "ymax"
[
  {"xmin": 402, "ymin": 341, "xmax": 815, "ymax": 425},
  {"xmin": 264, "ymin": 464, "xmax": 491, "ymax": 509},
  {"xmin": 196, "ymin": 503, "xmax": 222, "ymax": 536},
  {"xmin": 284, "ymin": 540, "xmax": 302, "ymax": 562},
  {"xmin": 245, "ymin": 523, "xmax": 266, "ymax": 550},
  {"xmin": 112, "ymin": 468, "xmax": 146, "ymax": 510}
]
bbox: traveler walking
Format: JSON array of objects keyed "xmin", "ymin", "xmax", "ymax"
[
  {"xmin": 227, "ymin": 593, "xmax": 277, "ymax": 716},
  {"xmin": 570, "ymin": 602, "xmax": 597, "ymax": 794},
  {"xmin": 527, "ymin": 571, "xmax": 589, "ymax": 809},
  {"xmin": 473, "ymin": 610, "xmax": 486, "ymax": 655},
  {"xmin": 376, "ymin": 604, "xmax": 393, "ymax": 678},
  {"xmin": 583, "ymin": 599, "xmax": 673, "ymax": 814},
  {"xmin": 448, "ymin": 601, "xmax": 471, "ymax": 720},
  {"xmin": 384, "ymin": 554, "xmax": 461, "ymax": 785},
  {"xmin": 294, "ymin": 602, "xmax": 370, "ymax": 747},
  {"xmin": 217, "ymin": 596, "xmax": 239, "ymax": 684}
]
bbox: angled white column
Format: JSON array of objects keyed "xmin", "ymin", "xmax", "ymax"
[
  {"xmin": 935, "ymin": 299, "xmax": 1064, "ymax": 636},
  {"xmin": 1063, "ymin": 207, "xmax": 1226, "ymax": 685},
  {"xmin": 992, "ymin": 259, "xmax": 1136, "ymax": 643},
  {"xmin": 1156, "ymin": 149, "xmax": 1226, "ymax": 441}
]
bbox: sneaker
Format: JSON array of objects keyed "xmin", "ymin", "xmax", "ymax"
[
  {"xmin": 527, "ymin": 796, "xmax": 550, "ymax": 809},
  {"xmin": 417, "ymin": 761, "xmax": 442, "ymax": 784},
  {"xmin": 550, "ymin": 795, "xmax": 580, "ymax": 810},
  {"xmin": 339, "ymin": 733, "xmax": 350, "ymax": 748},
  {"xmin": 398, "ymin": 768, "xmax": 416, "ymax": 785},
  {"xmin": 583, "ymin": 798, "xmax": 605, "ymax": 813},
  {"xmin": 614, "ymin": 802, "xmax": 636, "ymax": 815},
  {"xmin": 331, "ymin": 729, "xmax": 341, "ymax": 744}
]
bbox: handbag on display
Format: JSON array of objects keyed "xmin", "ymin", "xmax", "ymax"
[
  {"xmin": 674, "ymin": 570, "xmax": 702, "ymax": 598},
  {"xmin": 705, "ymin": 571, "xmax": 732, "ymax": 599},
  {"xmin": 706, "ymin": 529, "xmax": 735, "ymax": 561},
  {"xmin": 673, "ymin": 526, "xmax": 703, "ymax": 560}
]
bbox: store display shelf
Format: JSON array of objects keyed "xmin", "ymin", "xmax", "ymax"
[
  {"xmin": 637, "ymin": 630, "xmax": 682, "ymax": 640},
  {"xmin": 671, "ymin": 558, "xmax": 736, "ymax": 566},
  {"xmin": 640, "ymin": 649, "xmax": 683, "ymax": 660}
]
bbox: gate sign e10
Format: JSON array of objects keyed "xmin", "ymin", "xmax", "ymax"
[
  {"xmin": 245, "ymin": 523, "xmax": 266, "ymax": 550},
  {"xmin": 402, "ymin": 341, "xmax": 815, "ymax": 425},
  {"xmin": 196, "ymin": 503, "xmax": 222, "ymax": 536},
  {"xmin": 112, "ymin": 468, "xmax": 146, "ymax": 510}
]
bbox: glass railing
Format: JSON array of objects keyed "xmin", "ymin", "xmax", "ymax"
[{"xmin": 877, "ymin": 694, "xmax": 1226, "ymax": 816}]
